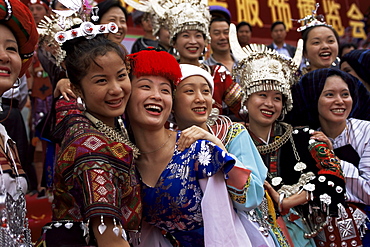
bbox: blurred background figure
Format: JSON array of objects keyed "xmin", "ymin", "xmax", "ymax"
[
  {"xmin": 130, "ymin": 10, "xmax": 158, "ymax": 53},
  {"xmin": 339, "ymin": 42, "xmax": 358, "ymax": 58},
  {"xmin": 341, "ymin": 49, "xmax": 370, "ymax": 91},
  {"xmin": 236, "ymin": 21, "xmax": 252, "ymax": 47},
  {"xmin": 267, "ymin": 21, "xmax": 296, "ymax": 58}
]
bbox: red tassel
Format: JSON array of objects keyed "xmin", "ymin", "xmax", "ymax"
[{"xmin": 129, "ymin": 49, "xmax": 182, "ymax": 84}]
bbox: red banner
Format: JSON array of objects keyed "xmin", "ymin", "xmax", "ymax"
[{"xmin": 124, "ymin": 0, "xmax": 370, "ymax": 44}]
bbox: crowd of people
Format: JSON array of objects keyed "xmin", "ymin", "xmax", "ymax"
[{"xmin": 0, "ymin": 0, "xmax": 369, "ymax": 246}]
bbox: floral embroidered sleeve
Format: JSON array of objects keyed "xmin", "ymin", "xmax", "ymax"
[{"xmin": 192, "ymin": 140, "xmax": 235, "ymax": 179}]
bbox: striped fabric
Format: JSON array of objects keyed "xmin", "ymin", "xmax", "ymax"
[{"xmin": 330, "ymin": 118, "xmax": 370, "ymax": 205}]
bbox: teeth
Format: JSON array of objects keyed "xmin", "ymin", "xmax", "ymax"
[
  {"xmin": 320, "ymin": 52, "xmax": 330, "ymax": 56},
  {"xmin": 332, "ymin": 109, "xmax": 344, "ymax": 113},
  {"xmin": 187, "ymin": 48, "xmax": 198, "ymax": 51},
  {"xmin": 261, "ymin": 110, "xmax": 272, "ymax": 115},
  {"xmin": 145, "ymin": 104, "xmax": 162, "ymax": 112},
  {"xmin": 107, "ymin": 99, "xmax": 121, "ymax": 104},
  {"xmin": 0, "ymin": 70, "xmax": 9, "ymax": 74},
  {"xmin": 193, "ymin": 108, "xmax": 205, "ymax": 112}
]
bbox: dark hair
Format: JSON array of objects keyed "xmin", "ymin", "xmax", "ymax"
[
  {"xmin": 62, "ymin": 35, "xmax": 127, "ymax": 87},
  {"xmin": 341, "ymin": 49, "xmax": 370, "ymax": 84},
  {"xmin": 339, "ymin": 42, "xmax": 358, "ymax": 58},
  {"xmin": 236, "ymin": 21, "xmax": 252, "ymax": 32},
  {"xmin": 210, "ymin": 17, "xmax": 230, "ymax": 27},
  {"xmin": 289, "ymin": 68, "xmax": 360, "ymax": 129},
  {"xmin": 270, "ymin": 21, "xmax": 286, "ymax": 32},
  {"xmin": 301, "ymin": 25, "xmax": 339, "ymax": 54},
  {"xmin": 95, "ymin": 0, "xmax": 128, "ymax": 23}
]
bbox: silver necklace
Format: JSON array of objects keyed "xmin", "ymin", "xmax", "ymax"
[
  {"xmin": 140, "ymin": 133, "xmax": 172, "ymax": 154},
  {"xmin": 84, "ymin": 112, "xmax": 140, "ymax": 158}
]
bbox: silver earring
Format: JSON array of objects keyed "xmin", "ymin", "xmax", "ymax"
[
  {"xmin": 201, "ymin": 47, "xmax": 208, "ymax": 56},
  {"xmin": 173, "ymin": 48, "xmax": 179, "ymax": 57},
  {"xmin": 277, "ymin": 109, "xmax": 286, "ymax": 121},
  {"xmin": 77, "ymin": 97, "xmax": 86, "ymax": 111},
  {"xmin": 332, "ymin": 56, "xmax": 340, "ymax": 67},
  {"xmin": 91, "ymin": 7, "xmax": 99, "ymax": 22},
  {"xmin": 305, "ymin": 58, "xmax": 310, "ymax": 67},
  {"xmin": 13, "ymin": 78, "xmax": 20, "ymax": 88},
  {"xmin": 239, "ymin": 105, "xmax": 248, "ymax": 119}
]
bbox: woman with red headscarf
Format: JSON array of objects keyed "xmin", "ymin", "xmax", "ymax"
[{"xmin": 0, "ymin": 0, "xmax": 38, "ymax": 245}]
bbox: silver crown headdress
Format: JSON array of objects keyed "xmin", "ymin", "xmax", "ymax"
[
  {"xmin": 38, "ymin": 14, "xmax": 82, "ymax": 66},
  {"xmin": 37, "ymin": 0, "xmax": 118, "ymax": 65},
  {"xmin": 296, "ymin": 3, "xmax": 331, "ymax": 32},
  {"xmin": 229, "ymin": 23, "xmax": 303, "ymax": 112},
  {"xmin": 124, "ymin": 0, "xmax": 211, "ymax": 43}
]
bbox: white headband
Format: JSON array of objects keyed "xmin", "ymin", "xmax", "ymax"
[{"xmin": 179, "ymin": 64, "xmax": 214, "ymax": 95}]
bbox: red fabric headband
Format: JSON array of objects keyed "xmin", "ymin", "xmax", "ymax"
[{"xmin": 0, "ymin": 0, "xmax": 38, "ymax": 76}]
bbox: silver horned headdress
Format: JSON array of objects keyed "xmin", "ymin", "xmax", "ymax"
[
  {"xmin": 124, "ymin": 0, "xmax": 211, "ymax": 43},
  {"xmin": 229, "ymin": 23, "xmax": 303, "ymax": 112}
]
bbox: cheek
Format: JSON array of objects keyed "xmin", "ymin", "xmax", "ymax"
[
  {"xmin": 206, "ymin": 95, "xmax": 213, "ymax": 107},
  {"xmin": 163, "ymin": 95, "xmax": 173, "ymax": 112},
  {"xmin": 317, "ymin": 99, "xmax": 326, "ymax": 115},
  {"xmin": 122, "ymin": 81, "xmax": 131, "ymax": 95},
  {"xmin": 275, "ymin": 102, "xmax": 283, "ymax": 114},
  {"xmin": 14, "ymin": 59, "xmax": 22, "ymax": 75}
]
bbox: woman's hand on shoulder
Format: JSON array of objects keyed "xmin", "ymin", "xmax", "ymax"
[
  {"xmin": 54, "ymin": 78, "xmax": 76, "ymax": 100},
  {"xmin": 310, "ymin": 131, "xmax": 333, "ymax": 150},
  {"xmin": 177, "ymin": 125, "xmax": 226, "ymax": 151}
]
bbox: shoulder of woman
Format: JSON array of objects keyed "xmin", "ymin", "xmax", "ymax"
[{"xmin": 348, "ymin": 118, "xmax": 370, "ymax": 134}]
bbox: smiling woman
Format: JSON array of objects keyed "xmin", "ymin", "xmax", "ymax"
[
  {"xmin": 291, "ymin": 68, "xmax": 370, "ymax": 245},
  {"xmin": 297, "ymin": 5, "xmax": 340, "ymax": 74},
  {"xmin": 126, "ymin": 48, "xmax": 251, "ymax": 247},
  {"xmin": 0, "ymin": 0, "xmax": 38, "ymax": 245},
  {"xmin": 95, "ymin": 0, "xmax": 128, "ymax": 44},
  {"xmin": 38, "ymin": 32, "xmax": 142, "ymax": 246},
  {"xmin": 229, "ymin": 22, "xmax": 365, "ymax": 246}
]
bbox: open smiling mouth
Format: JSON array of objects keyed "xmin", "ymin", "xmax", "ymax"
[
  {"xmin": 261, "ymin": 110, "xmax": 273, "ymax": 116},
  {"xmin": 192, "ymin": 107, "xmax": 206, "ymax": 113},
  {"xmin": 319, "ymin": 52, "xmax": 331, "ymax": 58},
  {"xmin": 145, "ymin": 104, "xmax": 163, "ymax": 113}
]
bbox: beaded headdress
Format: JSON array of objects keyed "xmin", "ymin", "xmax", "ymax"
[
  {"xmin": 37, "ymin": 0, "xmax": 118, "ymax": 65},
  {"xmin": 296, "ymin": 3, "xmax": 331, "ymax": 32},
  {"xmin": 229, "ymin": 23, "xmax": 303, "ymax": 112},
  {"xmin": 124, "ymin": 0, "xmax": 211, "ymax": 43}
]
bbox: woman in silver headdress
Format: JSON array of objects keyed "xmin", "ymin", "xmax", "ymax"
[{"xmin": 229, "ymin": 22, "xmax": 363, "ymax": 247}]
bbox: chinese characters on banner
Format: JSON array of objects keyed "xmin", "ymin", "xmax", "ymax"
[{"xmin": 214, "ymin": 0, "xmax": 368, "ymax": 40}]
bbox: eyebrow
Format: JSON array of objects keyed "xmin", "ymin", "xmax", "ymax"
[
  {"xmin": 179, "ymin": 82, "xmax": 209, "ymax": 87},
  {"xmin": 138, "ymin": 78, "xmax": 171, "ymax": 86},
  {"xmin": 90, "ymin": 66, "xmax": 126, "ymax": 80},
  {"xmin": 6, "ymin": 39, "xmax": 17, "ymax": 44}
]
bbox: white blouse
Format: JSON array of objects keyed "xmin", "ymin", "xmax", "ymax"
[{"xmin": 329, "ymin": 118, "xmax": 370, "ymax": 205}]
